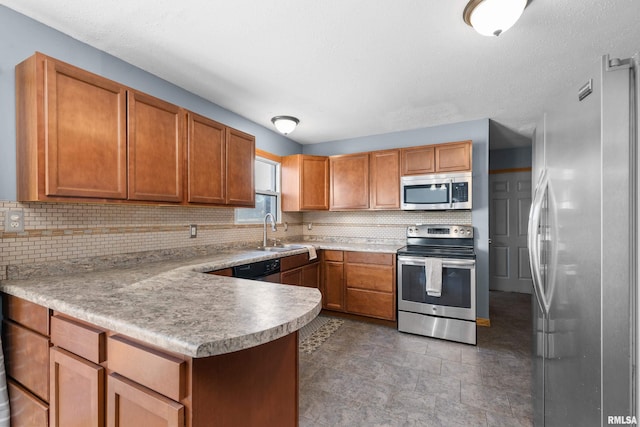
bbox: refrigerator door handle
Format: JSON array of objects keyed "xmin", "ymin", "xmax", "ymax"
[{"xmin": 528, "ymin": 169, "xmax": 551, "ymax": 315}]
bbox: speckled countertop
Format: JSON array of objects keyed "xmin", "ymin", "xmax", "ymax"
[{"xmin": 0, "ymin": 242, "xmax": 400, "ymax": 358}]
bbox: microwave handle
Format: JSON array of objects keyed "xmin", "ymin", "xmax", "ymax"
[{"xmin": 449, "ymin": 179, "xmax": 453, "ymax": 208}]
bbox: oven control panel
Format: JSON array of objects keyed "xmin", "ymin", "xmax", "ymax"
[{"xmin": 407, "ymin": 224, "xmax": 473, "ymax": 238}]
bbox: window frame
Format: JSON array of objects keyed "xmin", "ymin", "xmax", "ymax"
[{"xmin": 234, "ymin": 149, "xmax": 282, "ymax": 224}]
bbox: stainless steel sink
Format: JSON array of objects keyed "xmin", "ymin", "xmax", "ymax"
[{"xmin": 257, "ymin": 244, "xmax": 306, "ymax": 252}]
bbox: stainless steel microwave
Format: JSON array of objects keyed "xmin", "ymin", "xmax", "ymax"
[{"xmin": 401, "ymin": 172, "xmax": 472, "ymax": 210}]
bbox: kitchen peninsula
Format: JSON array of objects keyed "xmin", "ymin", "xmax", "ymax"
[{"xmin": 0, "ymin": 248, "xmax": 323, "ymax": 427}]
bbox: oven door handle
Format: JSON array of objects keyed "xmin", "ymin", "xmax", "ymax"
[{"xmin": 398, "ymin": 256, "xmax": 475, "ymax": 269}]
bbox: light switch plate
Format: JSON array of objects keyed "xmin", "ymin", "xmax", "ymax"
[
  {"xmin": 4, "ymin": 209, "xmax": 24, "ymax": 232},
  {"xmin": 190, "ymin": 224, "xmax": 197, "ymax": 238}
]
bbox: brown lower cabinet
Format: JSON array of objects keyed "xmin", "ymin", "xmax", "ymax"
[
  {"xmin": 108, "ymin": 374, "xmax": 184, "ymax": 427},
  {"xmin": 2, "ymin": 294, "xmax": 299, "ymax": 427},
  {"xmin": 321, "ymin": 250, "xmax": 396, "ymax": 321},
  {"xmin": 280, "ymin": 252, "xmax": 320, "ymax": 288},
  {"xmin": 50, "ymin": 347, "xmax": 105, "ymax": 427},
  {"xmin": 7, "ymin": 380, "xmax": 49, "ymax": 427},
  {"xmin": 321, "ymin": 250, "xmax": 346, "ymax": 311},
  {"xmin": 2, "ymin": 295, "xmax": 51, "ymax": 427}
]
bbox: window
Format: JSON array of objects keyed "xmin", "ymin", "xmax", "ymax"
[{"xmin": 235, "ymin": 155, "xmax": 281, "ymax": 224}]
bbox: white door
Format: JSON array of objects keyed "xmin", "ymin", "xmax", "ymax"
[{"xmin": 489, "ymin": 170, "xmax": 533, "ymax": 293}]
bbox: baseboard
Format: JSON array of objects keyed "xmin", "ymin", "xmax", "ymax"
[
  {"xmin": 320, "ymin": 309, "xmax": 397, "ymax": 329},
  {"xmin": 476, "ymin": 318, "xmax": 491, "ymax": 327},
  {"xmin": 489, "ymin": 283, "xmax": 533, "ymax": 294}
]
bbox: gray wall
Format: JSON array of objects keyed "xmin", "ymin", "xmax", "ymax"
[
  {"xmin": 304, "ymin": 119, "xmax": 491, "ymax": 319},
  {"xmin": 1, "ymin": 5, "xmax": 491, "ymax": 319},
  {"xmin": 489, "ymin": 147, "xmax": 532, "ymax": 170},
  {"xmin": 0, "ymin": 6, "xmax": 301, "ymax": 201}
]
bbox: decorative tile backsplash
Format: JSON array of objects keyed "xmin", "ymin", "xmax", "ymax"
[
  {"xmin": 0, "ymin": 200, "xmax": 471, "ymax": 281},
  {"xmin": 302, "ymin": 211, "xmax": 471, "ymax": 243}
]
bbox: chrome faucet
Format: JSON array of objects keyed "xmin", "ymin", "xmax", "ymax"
[{"xmin": 263, "ymin": 213, "xmax": 277, "ymax": 247}]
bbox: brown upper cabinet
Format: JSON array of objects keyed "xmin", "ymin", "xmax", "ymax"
[
  {"xmin": 187, "ymin": 113, "xmax": 226, "ymax": 204},
  {"xmin": 225, "ymin": 128, "xmax": 256, "ymax": 207},
  {"xmin": 330, "ymin": 152, "xmax": 370, "ymax": 210},
  {"xmin": 282, "ymin": 155, "xmax": 329, "ymax": 211},
  {"xmin": 369, "ymin": 149, "xmax": 400, "ymax": 210},
  {"xmin": 435, "ymin": 140, "xmax": 472, "ymax": 172},
  {"xmin": 401, "ymin": 140, "xmax": 472, "ymax": 175},
  {"xmin": 329, "ymin": 150, "xmax": 400, "ymax": 211},
  {"xmin": 128, "ymin": 91, "xmax": 184, "ymax": 203},
  {"xmin": 400, "ymin": 145, "xmax": 435, "ymax": 175},
  {"xmin": 16, "ymin": 52, "xmax": 128, "ymax": 201},
  {"xmin": 15, "ymin": 52, "xmax": 255, "ymax": 207},
  {"xmin": 186, "ymin": 114, "xmax": 255, "ymax": 207}
]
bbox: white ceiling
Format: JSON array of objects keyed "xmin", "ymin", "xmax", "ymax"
[{"xmin": 2, "ymin": 0, "xmax": 639, "ymax": 149}]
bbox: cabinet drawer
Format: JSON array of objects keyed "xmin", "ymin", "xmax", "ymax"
[
  {"xmin": 51, "ymin": 315, "xmax": 106, "ymax": 364},
  {"xmin": 345, "ymin": 264, "xmax": 394, "ymax": 292},
  {"xmin": 108, "ymin": 335, "xmax": 186, "ymax": 401},
  {"xmin": 108, "ymin": 373, "xmax": 184, "ymax": 427},
  {"xmin": 345, "ymin": 251, "xmax": 393, "ymax": 266},
  {"xmin": 7, "ymin": 379, "xmax": 49, "ymax": 427},
  {"xmin": 346, "ymin": 289, "xmax": 396, "ymax": 321},
  {"xmin": 3, "ymin": 320, "xmax": 50, "ymax": 402},
  {"xmin": 281, "ymin": 253, "xmax": 314, "ymax": 271},
  {"xmin": 3, "ymin": 295, "xmax": 50, "ymax": 336},
  {"xmin": 323, "ymin": 250, "xmax": 343, "ymax": 262}
]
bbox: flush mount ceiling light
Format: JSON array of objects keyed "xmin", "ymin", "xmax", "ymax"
[
  {"xmin": 271, "ymin": 116, "xmax": 300, "ymax": 135},
  {"xmin": 463, "ymin": 0, "xmax": 527, "ymax": 37}
]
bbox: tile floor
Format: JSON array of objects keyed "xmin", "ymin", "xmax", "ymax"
[{"xmin": 299, "ymin": 291, "xmax": 533, "ymax": 426}]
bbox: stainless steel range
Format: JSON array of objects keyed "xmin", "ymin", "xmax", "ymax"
[{"xmin": 397, "ymin": 224, "xmax": 476, "ymax": 345}]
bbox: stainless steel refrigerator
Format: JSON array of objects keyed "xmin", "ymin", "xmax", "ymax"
[{"xmin": 529, "ymin": 54, "xmax": 639, "ymax": 426}]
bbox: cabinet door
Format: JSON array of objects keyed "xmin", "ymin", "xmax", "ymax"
[
  {"xmin": 370, "ymin": 149, "xmax": 400, "ymax": 209},
  {"xmin": 107, "ymin": 374, "xmax": 184, "ymax": 427},
  {"xmin": 280, "ymin": 268, "xmax": 302, "ymax": 286},
  {"xmin": 226, "ymin": 127, "xmax": 255, "ymax": 206},
  {"xmin": 44, "ymin": 58, "xmax": 127, "ymax": 199},
  {"xmin": 7, "ymin": 380, "xmax": 49, "ymax": 427},
  {"xmin": 330, "ymin": 153, "xmax": 369, "ymax": 210},
  {"xmin": 187, "ymin": 113, "xmax": 226, "ymax": 204},
  {"xmin": 435, "ymin": 141, "xmax": 472, "ymax": 172},
  {"xmin": 282, "ymin": 263, "xmax": 319, "ymax": 288},
  {"xmin": 323, "ymin": 261, "xmax": 345, "ymax": 311},
  {"xmin": 128, "ymin": 91, "xmax": 184, "ymax": 202},
  {"xmin": 401, "ymin": 145, "xmax": 435, "ymax": 175},
  {"xmin": 282, "ymin": 155, "xmax": 330, "ymax": 211},
  {"xmin": 302, "ymin": 263, "xmax": 320, "ymax": 289},
  {"xmin": 50, "ymin": 347, "xmax": 104, "ymax": 427},
  {"xmin": 300, "ymin": 156, "xmax": 329, "ymax": 210}
]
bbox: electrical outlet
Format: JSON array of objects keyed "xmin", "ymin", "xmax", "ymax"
[
  {"xmin": 307, "ymin": 223, "xmax": 313, "ymax": 231},
  {"xmin": 4, "ymin": 209, "xmax": 24, "ymax": 232},
  {"xmin": 190, "ymin": 224, "xmax": 197, "ymax": 238}
]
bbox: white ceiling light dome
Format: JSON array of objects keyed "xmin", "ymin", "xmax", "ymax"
[
  {"xmin": 463, "ymin": 0, "xmax": 527, "ymax": 37},
  {"xmin": 271, "ymin": 116, "xmax": 300, "ymax": 135}
]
